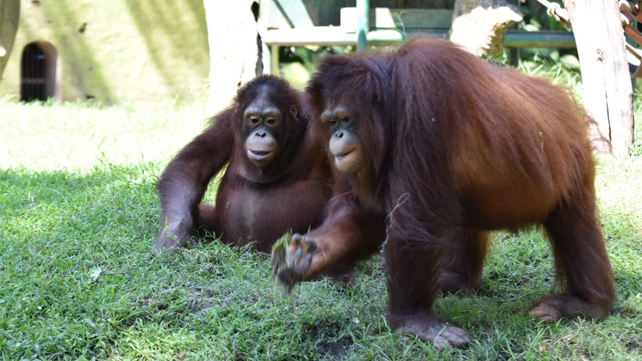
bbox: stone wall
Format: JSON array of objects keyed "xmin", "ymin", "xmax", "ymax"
[{"xmin": 0, "ymin": 0, "xmax": 209, "ymax": 106}]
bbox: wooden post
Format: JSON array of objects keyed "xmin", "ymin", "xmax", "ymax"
[
  {"xmin": 204, "ymin": 0, "xmax": 263, "ymax": 114},
  {"xmin": 271, "ymin": 45, "xmax": 280, "ymax": 76},
  {"xmin": 563, "ymin": 0, "xmax": 634, "ymax": 155}
]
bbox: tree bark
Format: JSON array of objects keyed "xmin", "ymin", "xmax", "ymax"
[
  {"xmin": 563, "ymin": 0, "xmax": 634, "ymax": 155},
  {"xmin": 450, "ymin": 0, "xmax": 523, "ymax": 56},
  {"xmin": 0, "ymin": 0, "xmax": 20, "ymax": 79},
  {"xmin": 203, "ymin": 0, "xmax": 266, "ymax": 114}
]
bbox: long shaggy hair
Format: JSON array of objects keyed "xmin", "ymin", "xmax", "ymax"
[{"xmin": 306, "ymin": 38, "xmax": 614, "ymax": 320}]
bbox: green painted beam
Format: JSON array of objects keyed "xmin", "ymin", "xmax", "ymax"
[
  {"xmin": 390, "ymin": 9, "xmax": 453, "ymax": 29},
  {"xmin": 264, "ymin": 29, "xmax": 575, "ymax": 49},
  {"xmin": 503, "ymin": 31, "xmax": 576, "ymax": 48},
  {"xmin": 263, "ymin": 29, "xmax": 407, "ymax": 46},
  {"xmin": 356, "ymin": 0, "xmax": 369, "ymax": 50}
]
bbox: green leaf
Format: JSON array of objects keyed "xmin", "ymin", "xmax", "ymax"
[{"xmin": 559, "ymin": 54, "xmax": 581, "ymax": 70}]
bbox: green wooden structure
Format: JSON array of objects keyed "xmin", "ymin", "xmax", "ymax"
[{"xmin": 260, "ymin": 0, "xmax": 576, "ymax": 72}]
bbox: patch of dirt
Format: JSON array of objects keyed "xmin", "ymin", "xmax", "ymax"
[
  {"xmin": 304, "ymin": 322, "xmax": 354, "ymax": 359},
  {"xmin": 318, "ymin": 336, "xmax": 353, "ymax": 359},
  {"xmin": 626, "ymin": 340, "xmax": 642, "ymax": 354}
]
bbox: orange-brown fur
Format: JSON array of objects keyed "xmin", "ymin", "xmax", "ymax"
[
  {"xmin": 154, "ymin": 75, "xmax": 333, "ymax": 253},
  {"xmin": 298, "ymin": 38, "xmax": 614, "ymax": 347}
]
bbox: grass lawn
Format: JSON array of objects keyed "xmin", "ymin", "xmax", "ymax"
[{"xmin": 1, "ymin": 95, "xmax": 641, "ymax": 361}]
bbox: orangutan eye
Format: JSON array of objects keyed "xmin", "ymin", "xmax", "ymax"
[
  {"xmin": 341, "ymin": 117, "xmax": 350, "ymax": 123},
  {"xmin": 326, "ymin": 120, "xmax": 337, "ymax": 128},
  {"xmin": 250, "ymin": 117, "xmax": 259, "ymax": 125},
  {"xmin": 266, "ymin": 118, "xmax": 276, "ymax": 125}
]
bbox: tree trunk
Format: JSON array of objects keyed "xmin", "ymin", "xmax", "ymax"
[
  {"xmin": 0, "ymin": 0, "xmax": 20, "ymax": 79},
  {"xmin": 203, "ymin": 0, "xmax": 266, "ymax": 114},
  {"xmin": 450, "ymin": 0, "xmax": 522, "ymax": 56},
  {"xmin": 563, "ymin": 0, "xmax": 634, "ymax": 155}
]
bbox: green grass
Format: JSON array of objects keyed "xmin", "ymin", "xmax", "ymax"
[{"xmin": 1, "ymin": 96, "xmax": 641, "ymax": 361}]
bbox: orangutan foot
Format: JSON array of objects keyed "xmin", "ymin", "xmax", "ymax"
[
  {"xmin": 391, "ymin": 313, "xmax": 472, "ymax": 349},
  {"xmin": 529, "ymin": 294, "xmax": 611, "ymax": 321}
]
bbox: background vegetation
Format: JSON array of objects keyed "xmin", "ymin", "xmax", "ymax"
[{"xmin": 1, "ymin": 66, "xmax": 641, "ymax": 360}]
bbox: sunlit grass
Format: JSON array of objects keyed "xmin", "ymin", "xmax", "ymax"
[{"xmin": 0, "ymin": 98, "xmax": 210, "ymax": 171}]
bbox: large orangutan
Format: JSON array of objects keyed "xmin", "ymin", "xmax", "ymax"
[
  {"xmin": 154, "ymin": 75, "xmax": 334, "ymax": 253},
  {"xmin": 272, "ymin": 39, "xmax": 615, "ymax": 348}
]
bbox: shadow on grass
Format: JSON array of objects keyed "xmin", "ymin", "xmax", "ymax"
[
  {"xmin": 0, "ymin": 165, "xmax": 358, "ymax": 360},
  {"xmin": 0, "ymin": 165, "xmax": 167, "ymax": 358}
]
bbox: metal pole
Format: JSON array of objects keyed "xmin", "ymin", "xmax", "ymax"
[{"xmin": 356, "ymin": 0, "xmax": 369, "ymax": 51}]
